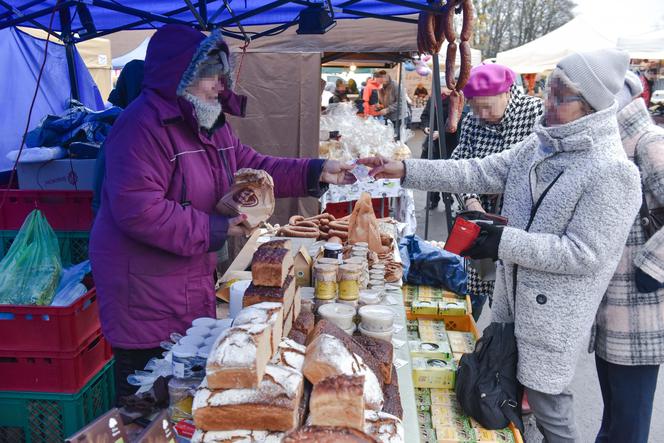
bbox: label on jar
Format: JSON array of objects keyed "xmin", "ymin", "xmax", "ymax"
[
  {"xmin": 338, "ymin": 280, "xmax": 359, "ymax": 300},
  {"xmin": 315, "ymin": 281, "xmax": 337, "ymax": 300}
]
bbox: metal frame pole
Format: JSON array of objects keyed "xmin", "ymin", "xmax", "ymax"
[
  {"xmin": 396, "ymin": 62, "xmax": 403, "ymax": 141},
  {"xmin": 59, "ymin": 4, "xmax": 79, "ymax": 101},
  {"xmin": 431, "ymin": 54, "xmax": 453, "ymax": 233}
]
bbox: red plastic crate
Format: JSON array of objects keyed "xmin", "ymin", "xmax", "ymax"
[
  {"xmin": 0, "ymin": 287, "xmax": 100, "ymax": 353},
  {"xmin": 0, "ymin": 190, "xmax": 93, "ymax": 231},
  {"xmin": 0, "ymin": 328, "xmax": 112, "ymax": 393},
  {"xmin": 324, "ymin": 197, "xmax": 390, "ymax": 219}
]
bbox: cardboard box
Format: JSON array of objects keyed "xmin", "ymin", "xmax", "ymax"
[
  {"xmin": 412, "ymin": 357, "xmax": 456, "ymax": 389},
  {"xmin": 135, "ymin": 411, "xmax": 177, "ymax": 443},
  {"xmin": 18, "ymin": 158, "xmax": 96, "ymax": 190},
  {"xmin": 65, "ymin": 408, "xmax": 127, "ymax": 442},
  {"xmin": 293, "ymin": 246, "xmax": 312, "ymax": 287},
  {"xmin": 409, "ymin": 339, "xmax": 453, "ymax": 360},
  {"xmin": 430, "ymin": 389, "xmax": 458, "ymax": 406}
]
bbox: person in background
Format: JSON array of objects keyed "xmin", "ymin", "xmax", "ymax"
[
  {"xmin": 590, "ymin": 71, "xmax": 664, "ymax": 443},
  {"xmin": 414, "ymin": 83, "xmax": 429, "ymax": 99},
  {"xmin": 91, "ymin": 25, "xmax": 355, "ymax": 402},
  {"xmin": 450, "ymin": 64, "xmax": 543, "ymax": 320},
  {"xmin": 375, "ymin": 70, "xmax": 409, "ymax": 134},
  {"xmin": 347, "ymin": 78, "xmax": 359, "ymax": 95},
  {"xmin": 329, "ymin": 79, "xmax": 349, "ymax": 104},
  {"xmin": 363, "ymin": 73, "xmax": 382, "ymax": 118},
  {"xmin": 361, "ymin": 48, "xmax": 641, "ymax": 442},
  {"xmin": 321, "ymin": 78, "xmax": 334, "ymax": 110},
  {"xmin": 420, "ymin": 85, "xmax": 461, "ymax": 210},
  {"xmin": 639, "ymin": 62, "xmax": 657, "ymax": 106},
  {"xmin": 93, "ymin": 60, "xmax": 146, "ymax": 215}
]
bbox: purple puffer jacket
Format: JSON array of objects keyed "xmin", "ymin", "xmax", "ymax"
[{"xmin": 90, "ymin": 25, "xmax": 322, "ymax": 349}]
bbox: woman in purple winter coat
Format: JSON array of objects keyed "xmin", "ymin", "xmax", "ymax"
[{"xmin": 90, "ymin": 24, "xmax": 353, "ymax": 399}]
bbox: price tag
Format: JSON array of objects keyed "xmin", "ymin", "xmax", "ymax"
[
  {"xmin": 392, "ymin": 338, "xmax": 406, "ymax": 349},
  {"xmin": 393, "ymin": 358, "xmax": 409, "ymax": 370}
]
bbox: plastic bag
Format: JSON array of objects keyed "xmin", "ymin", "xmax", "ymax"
[
  {"xmin": 399, "ymin": 234, "xmax": 467, "ymax": 294},
  {"xmin": 0, "ymin": 210, "xmax": 62, "ymax": 305},
  {"xmin": 348, "ymin": 192, "xmax": 385, "ymax": 253},
  {"xmin": 50, "ymin": 260, "xmax": 91, "ymax": 306}
]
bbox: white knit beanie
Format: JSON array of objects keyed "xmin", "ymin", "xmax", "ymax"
[
  {"xmin": 556, "ymin": 48, "xmax": 630, "ymax": 111},
  {"xmin": 616, "ymin": 71, "xmax": 645, "ymax": 110}
]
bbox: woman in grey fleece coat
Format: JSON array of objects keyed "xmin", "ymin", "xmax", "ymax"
[{"xmin": 361, "ymin": 49, "xmax": 641, "ymax": 442}]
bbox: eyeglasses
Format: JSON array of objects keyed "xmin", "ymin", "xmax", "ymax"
[{"xmin": 544, "ymin": 92, "xmax": 585, "ymax": 106}]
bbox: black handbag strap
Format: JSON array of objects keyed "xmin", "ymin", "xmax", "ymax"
[{"xmin": 510, "ymin": 170, "xmax": 564, "ymax": 318}]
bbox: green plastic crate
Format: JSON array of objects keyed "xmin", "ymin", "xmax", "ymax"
[
  {"xmin": 0, "ymin": 359, "xmax": 115, "ymax": 443},
  {"xmin": 0, "ymin": 230, "xmax": 89, "ymax": 266}
]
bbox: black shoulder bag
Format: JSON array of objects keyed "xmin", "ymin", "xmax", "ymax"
[{"xmin": 455, "ymin": 171, "xmax": 564, "ymax": 434}]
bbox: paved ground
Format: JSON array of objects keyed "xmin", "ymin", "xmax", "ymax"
[{"xmin": 405, "ymin": 130, "xmax": 664, "ymax": 443}]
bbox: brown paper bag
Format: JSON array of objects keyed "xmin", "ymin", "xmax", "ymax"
[
  {"xmin": 348, "ymin": 192, "xmax": 385, "ymax": 253},
  {"xmin": 216, "ymin": 168, "xmax": 275, "ymax": 230}
]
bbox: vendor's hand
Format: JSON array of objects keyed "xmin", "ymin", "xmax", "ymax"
[
  {"xmin": 461, "ymin": 222, "xmax": 503, "ymax": 260},
  {"xmin": 357, "ymin": 156, "xmax": 405, "ymax": 180},
  {"xmin": 320, "ymin": 160, "xmax": 356, "ymax": 185},
  {"xmin": 228, "ymin": 214, "xmax": 251, "ymax": 237},
  {"xmin": 465, "ymin": 198, "xmax": 485, "ymax": 213},
  {"xmin": 423, "ymin": 127, "xmax": 431, "ymax": 135},
  {"xmin": 432, "ymin": 130, "xmax": 440, "ymax": 141}
]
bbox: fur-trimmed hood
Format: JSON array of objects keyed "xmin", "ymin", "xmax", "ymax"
[{"xmin": 143, "ymin": 25, "xmax": 245, "ymax": 119}]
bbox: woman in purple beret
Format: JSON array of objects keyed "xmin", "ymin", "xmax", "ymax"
[{"xmin": 451, "ymin": 64, "xmax": 543, "ymax": 320}]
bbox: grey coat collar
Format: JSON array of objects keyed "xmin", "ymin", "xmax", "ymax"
[{"xmin": 534, "ymin": 103, "xmax": 619, "ymax": 154}]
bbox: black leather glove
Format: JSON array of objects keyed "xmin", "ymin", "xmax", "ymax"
[
  {"xmin": 461, "ymin": 222, "xmax": 504, "ymax": 260},
  {"xmin": 635, "ymin": 267, "xmax": 663, "ymax": 293}
]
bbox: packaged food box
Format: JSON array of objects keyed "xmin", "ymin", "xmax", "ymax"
[
  {"xmin": 407, "ymin": 319, "xmax": 421, "ymax": 332},
  {"xmin": 411, "ymin": 300, "xmax": 439, "ymax": 315},
  {"xmin": 410, "ymin": 339, "xmax": 453, "ymax": 359},
  {"xmin": 447, "ymin": 331, "xmax": 476, "ymax": 354},
  {"xmin": 430, "ymin": 389, "xmax": 458, "ymax": 406},
  {"xmin": 438, "ymin": 298, "xmax": 467, "ymax": 316},
  {"xmin": 435, "ymin": 416, "xmax": 476, "ymax": 443},
  {"xmin": 469, "ymin": 419, "xmax": 515, "ymax": 443},
  {"xmin": 412, "ymin": 357, "xmax": 456, "ymax": 389},
  {"xmin": 418, "ymin": 319, "xmax": 447, "ymax": 332},
  {"xmin": 421, "ymin": 328, "xmax": 451, "ymax": 342},
  {"xmin": 432, "ymin": 404, "xmax": 465, "ymax": 426}
]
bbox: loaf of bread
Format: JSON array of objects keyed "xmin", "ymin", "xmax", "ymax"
[
  {"xmin": 193, "ymin": 364, "xmax": 304, "ymax": 432},
  {"xmin": 283, "ymin": 301, "xmax": 295, "ymax": 337},
  {"xmin": 352, "ymin": 334, "xmax": 394, "ymax": 384},
  {"xmin": 382, "ymin": 367, "xmax": 403, "ymax": 419},
  {"xmin": 310, "ymin": 375, "xmax": 365, "ymax": 430},
  {"xmin": 364, "ymin": 411, "xmax": 404, "ymax": 443},
  {"xmin": 310, "ymin": 320, "xmax": 385, "ymax": 386},
  {"xmin": 206, "ymin": 323, "xmax": 271, "ymax": 390},
  {"xmin": 232, "ymin": 302, "xmax": 283, "ymax": 357},
  {"xmin": 271, "ymin": 338, "xmax": 306, "ymax": 372},
  {"xmin": 243, "ymin": 274, "xmax": 296, "ymax": 314},
  {"xmin": 293, "ymin": 311, "xmax": 315, "ymax": 338},
  {"xmin": 303, "ymin": 334, "xmax": 384, "ymax": 411},
  {"xmin": 293, "ymin": 287, "xmax": 302, "ymax": 322},
  {"xmin": 287, "ymin": 329, "xmax": 308, "ymax": 346},
  {"xmin": 283, "ymin": 426, "xmax": 379, "ymax": 443},
  {"xmin": 191, "ymin": 429, "xmax": 284, "ymax": 443},
  {"xmin": 252, "ymin": 247, "xmax": 293, "ymax": 287},
  {"xmin": 258, "ymin": 239, "xmax": 292, "ymax": 253}
]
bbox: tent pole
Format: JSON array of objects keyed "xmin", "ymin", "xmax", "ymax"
[
  {"xmin": 423, "ymin": 90, "xmax": 435, "ymax": 240},
  {"xmin": 59, "ymin": 5, "xmax": 79, "ymax": 101},
  {"xmin": 431, "ymin": 54, "xmax": 453, "ymax": 233},
  {"xmin": 396, "ymin": 61, "xmax": 403, "ymax": 141}
]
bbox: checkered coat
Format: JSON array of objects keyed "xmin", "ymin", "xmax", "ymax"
[
  {"xmin": 590, "ymin": 98, "xmax": 664, "ymax": 366},
  {"xmin": 451, "ymin": 88, "xmax": 543, "ymax": 300},
  {"xmin": 451, "ymin": 87, "xmax": 544, "ymax": 214}
]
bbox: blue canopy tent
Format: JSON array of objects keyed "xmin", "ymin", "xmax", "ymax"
[{"xmin": 0, "ymin": 0, "xmax": 455, "ymax": 231}]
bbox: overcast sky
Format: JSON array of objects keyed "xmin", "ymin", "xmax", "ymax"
[{"xmin": 573, "ymin": 0, "xmax": 664, "ymax": 35}]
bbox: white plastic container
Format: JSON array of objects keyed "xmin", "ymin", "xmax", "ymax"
[
  {"xmin": 358, "ymin": 305, "xmax": 395, "ymax": 332},
  {"xmin": 359, "ymin": 289, "xmax": 382, "ymax": 306},
  {"xmin": 179, "ymin": 335, "xmax": 204, "ymax": 348},
  {"xmin": 192, "ymin": 317, "xmax": 217, "ymax": 328},
  {"xmin": 318, "ymin": 303, "xmax": 356, "ymax": 330},
  {"xmin": 358, "ymin": 323, "xmax": 393, "ymax": 342},
  {"xmin": 186, "ymin": 326, "xmax": 211, "ymax": 338}
]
